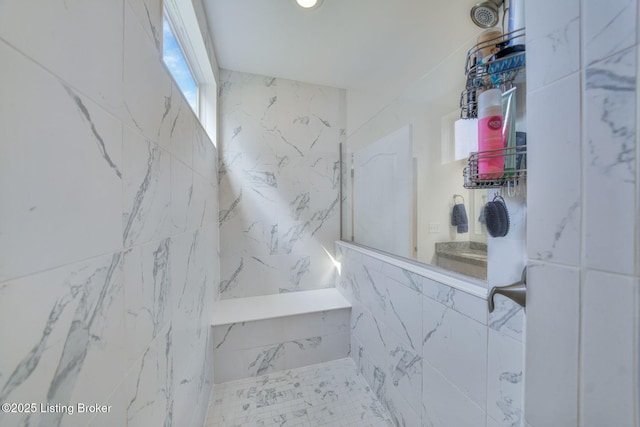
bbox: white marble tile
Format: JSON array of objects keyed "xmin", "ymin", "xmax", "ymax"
[
  {"xmin": 277, "ymin": 219, "xmax": 312, "ymax": 256},
  {"xmin": 217, "ymin": 109, "xmax": 243, "ymax": 159},
  {"xmin": 350, "ymin": 306, "xmax": 388, "ymax": 368},
  {"xmin": 218, "ymin": 254, "xmax": 246, "ymax": 298},
  {"xmin": 284, "ymin": 333, "xmax": 350, "ymax": 370},
  {"xmin": 65, "ymin": 275, "xmax": 125, "ymax": 427},
  {"xmin": 584, "ymin": 47, "xmax": 637, "ymax": 276},
  {"xmin": 220, "ymin": 218, "xmax": 276, "ymax": 265},
  {"xmin": 0, "ymin": 0, "xmax": 123, "ymax": 115},
  {"xmin": 276, "ymin": 253, "xmax": 327, "ymax": 293},
  {"xmin": 213, "ymin": 317, "xmax": 286, "ymax": 352},
  {"xmin": 170, "ymin": 156, "xmax": 193, "ymax": 236},
  {"xmin": 422, "ymin": 296, "xmax": 488, "ymax": 409},
  {"xmin": 126, "ymin": 325, "xmax": 174, "ymax": 427},
  {"xmin": 86, "ymin": 384, "xmax": 127, "ymax": 427},
  {"xmin": 201, "ymin": 330, "xmax": 216, "ymax": 419},
  {"xmin": 188, "ymin": 170, "xmax": 217, "ymax": 231},
  {"xmin": 171, "ymin": 231, "xmax": 213, "ymax": 427},
  {"xmin": 381, "ymin": 380, "xmax": 422, "ymax": 427},
  {"xmin": 123, "ymin": 239, "xmax": 173, "ymax": 365},
  {"xmin": 357, "ymin": 259, "xmax": 389, "ymax": 315},
  {"xmin": 0, "ymin": 253, "xmax": 124, "ymax": 427},
  {"xmin": 422, "ymin": 362, "xmax": 487, "ymax": 427},
  {"xmin": 122, "ymin": 128, "xmax": 172, "ymax": 247},
  {"xmin": 486, "ymin": 331, "xmax": 524, "ymax": 427},
  {"xmin": 282, "ymin": 309, "xmax": 351, "ymax": 342},
  {"xmin": 384, "ymin": 276, "xmax": 422, "ymax": 351},
  {"xmin": 580, "ymin": 270, "xmax": 636, "ymax": 426},
  {"xmin": 525, "ymin": 0, "xmax": 580, "ymax": 90},
  {"xmin": 221, "ymin": 186, "xmax": 278, "ymax": 257},
  {"xmin": 171, "ymin": 232, "xmax": 212, "ymax": 336},
  {"xmin": 383, "ymin": 326, "xmax": 423, "ymax": 415},
  {"xmin": 239, "ymin": 255, "xmax": 283, "ymax": 298},
  {"xmin": 206, "ymin": 358, "xmax": 393, "ymax": 427},
  {"xmin": 308, "ymin": 153, "xmax": 341, "ymax": 193},
  {"xmin": 123, "ymin": 3, "xmax": 173, "ymax": 143},
  {"xmin": 173, "ymin": 228, "xmax": 218, "ymax": 318},
  {"xmin": 382, "ymin": 263, "xmax": 417, "ymax": 291},
  {"xmin": 215, "ymin": 343, "xmax": 287, "ymax": 383},
  {"xmin": 173, "ymin": 340, "xmax": 213, "ymax": 425},
  {"xmin": 527, "ymin": 74, "xmax": 582, "ymax": 266},
  {"xmin": 351, "ymin": 338, "xmax": 376, "ymax": 389},
  {"xmin": 524, "ymin": 263, "xmax": 579, "ymax": 427},
  {"xmin": 339, "ymin": 267, "xmax": 365, "ymax": 307},
  {"xmin": 218, "ymin": 70, "xmax": 343, "ymax": 298},
  {"xmin": 211, "ymin": 349, "xmax": 247, "ymax": 384},
  {"xmin": 193, "ymin": 127, "xmax": 218, "ymax": 184},
  {"xmin": 488, "ymin": 297, "xmax": 524, "ymax": 342},
  {"xmin": 159, "ymin": 86, "xmax": 195, "ymax": 168},
  {"xmin": 244, "ymin": 76, "xmax": 278, "ymax": 127},
  {"xmin": 584, "ymin": 0, "xmax": 638, "ymax": 65},
  {"xmin": 125, "ymin": 0, "xmax": 162, "ymax": 52},
  {"xmin": 173, "ymin": 328, "xmax": 210, "ymax": 427},
  {"xmin": 218, "ymin": 152, "xmax": 240, "ymax": 209},
  {"xmin": 0, "ymin": 42, "xmax": 123, "ymax": 283},
  {"xmin": 421, "ymin": 277, "xmax": 488, "ymax": 325},
  {"xmin": 487, "ymin": 416, "xmax": 506, "ymax": 427},
  {"xmin": 241, "ymin": 122, "xmax": 278, "ymax": 174},
  {"xmin": 242, "ymin": 342, "xmax": 287, "ymax": 378}
]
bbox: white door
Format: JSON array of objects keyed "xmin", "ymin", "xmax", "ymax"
[{"xmin": 353, "ymin": 125, "xmax": 414, "ymax": 258}]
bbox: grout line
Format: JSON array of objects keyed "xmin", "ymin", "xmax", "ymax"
[{"xmin": 578, "ymin": 1, "xmax": 585, "ymax": 424}]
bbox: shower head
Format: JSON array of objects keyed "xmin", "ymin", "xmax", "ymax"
[{"xmin": 470, "ymin": 0, "xmax": 504, "ymax": 28}]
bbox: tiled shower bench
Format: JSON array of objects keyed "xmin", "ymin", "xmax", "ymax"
[{"xmin": 212, "ymin": 288, "xmax": 352, "ymax": 383}]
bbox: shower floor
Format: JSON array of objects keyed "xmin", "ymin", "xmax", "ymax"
[{"xmin": 204, "ymin": 358, "xmax": 394, "ymax": 427}]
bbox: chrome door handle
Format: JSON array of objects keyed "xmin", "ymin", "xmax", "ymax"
[{"xmin": 488, "ymin": 267, "xmax": 526, "ymax": 313}]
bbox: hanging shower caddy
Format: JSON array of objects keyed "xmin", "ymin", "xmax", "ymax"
[
  {"xmin": 460, "ymin": 28, "xmax": 525, "ymax": 118},
  {"xmin": 463, "ymin": 145, "xmax": 526, "ymax": 190},
  {"xmin": 460, "ymin": 27, "xmax": 527, "ymax": 190}
]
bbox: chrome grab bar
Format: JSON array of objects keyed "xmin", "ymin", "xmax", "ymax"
[{"xmin": 488, "ymin": 267, "xmax": 526, "ymax": 313}]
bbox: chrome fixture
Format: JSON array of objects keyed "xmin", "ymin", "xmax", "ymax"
[
  {"xmin": 488, "ymin": 267, "xmax": 526, "ymax": 312},
  {"xmin": 470, "ymin": 0, "xmax": 504, "ymax": 28}
]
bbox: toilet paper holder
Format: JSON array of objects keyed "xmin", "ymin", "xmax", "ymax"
[{"xmin": 488, "ymin": 267, "xmax": 526, "ymax": 313}]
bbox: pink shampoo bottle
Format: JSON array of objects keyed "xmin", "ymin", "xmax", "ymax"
[{"xmin": 477, "ymin": 88, "xmax": 504, "ymax": 179}]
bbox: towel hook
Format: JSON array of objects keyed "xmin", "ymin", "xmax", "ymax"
[{"xmin": 453, "ymin": 194, "xmax": 465, "ymax": 205}]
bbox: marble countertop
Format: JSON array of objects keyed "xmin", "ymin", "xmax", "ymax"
[{"xmin": 435, "ymin": 241, "xmax": 487, "ymax": 267}]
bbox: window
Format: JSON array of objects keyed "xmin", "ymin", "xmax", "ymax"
[
  {"xmin": 161, "ymin": 1, "xmax": 219, "ymax": 145},
  {"xmin": 162, "ymin": 14, "xmax": 198, "ymax": 113}
]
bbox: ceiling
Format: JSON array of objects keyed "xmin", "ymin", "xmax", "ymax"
[{"xmin": 203, "ymin": 0, "xmax": 483, "ymax": 93}]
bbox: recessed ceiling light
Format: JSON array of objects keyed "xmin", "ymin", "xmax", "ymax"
[{"xmin": 296, "ymin": 0, "xmax": 322, "ymax": 9}]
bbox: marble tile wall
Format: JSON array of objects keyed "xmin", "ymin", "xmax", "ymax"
[
  {"xmin": 218, "ymin": 69, "xmax": 346, "ymax": 298},
  {"xmin": 336, "ymin": 242, "xmax": 524, "ymax": 427},
  {"xmin": 212, "ymin": 309, "xmax": 351, "ymax": 383},
  {"xmin": 0, "ymin": 1, "xmax": 219, "ymax": 427},
  {"xmin": 525, "ymin": 0, "xmax": 639, "ymax": 426}
]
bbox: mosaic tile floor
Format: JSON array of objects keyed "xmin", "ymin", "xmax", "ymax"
[{"xmin": 204, "ymin": 358, "xmax": 394, "ymax": 427}]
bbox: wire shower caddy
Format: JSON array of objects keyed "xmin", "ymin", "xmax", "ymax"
[{"xmin": 460, "ymin": 28, "xmax": 527, "ymax": 191}]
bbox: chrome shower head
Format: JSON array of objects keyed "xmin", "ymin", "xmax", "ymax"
[{"xmin": 470, "ymin": 0, "xmax": 504, "ymax": 28}]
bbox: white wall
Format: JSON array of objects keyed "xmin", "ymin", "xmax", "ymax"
[
  {"xmin": 218, "ymin": 69, "xmax": 345, "ymax": 298},
  {"xmin": 525, "ymin": 0, "xmax": 639, "ymax": 425},
  {"xmin": 0, "ymin": 1, "xmax": 219, "ymax": 426}
]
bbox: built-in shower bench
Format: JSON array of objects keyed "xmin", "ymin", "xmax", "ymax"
[{"xmin": 211, "ymin": 288, "xmax": 352, "ymax": 383}]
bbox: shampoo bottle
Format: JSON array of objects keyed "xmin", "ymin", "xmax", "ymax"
[{"xmin": 477, "ymin": 88, "xmax": 504, "ymax": 179}]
